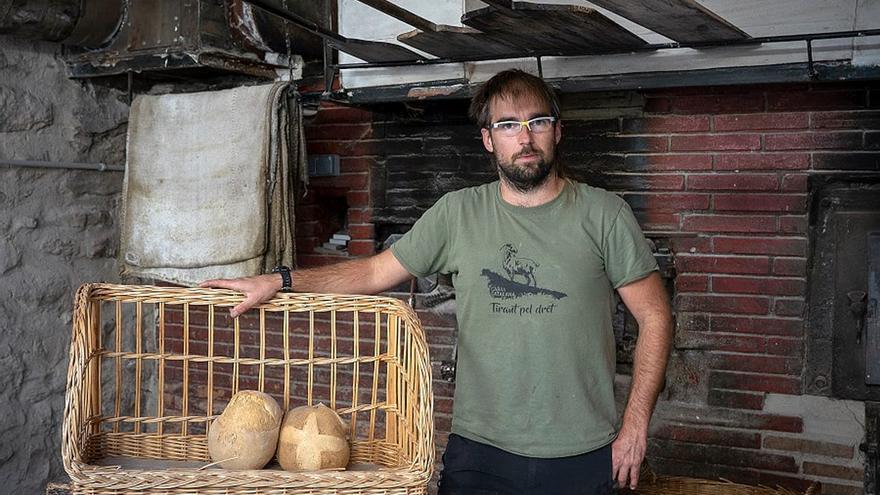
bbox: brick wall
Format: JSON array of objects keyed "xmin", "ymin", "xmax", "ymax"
[{"xmin": 163, "ymin": 81, "xmax": 879, "ymax": 493}]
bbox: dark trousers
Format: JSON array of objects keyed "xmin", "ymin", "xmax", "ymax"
[{"xmin": 437, "ymin": 434, "xmax": 614, "ymax": 495}]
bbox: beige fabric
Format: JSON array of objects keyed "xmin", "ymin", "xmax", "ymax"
[{"xmin": 120, "ymin": 82, "xmax": 306, "ymax": 285}]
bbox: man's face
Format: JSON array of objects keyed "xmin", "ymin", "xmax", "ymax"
[{"xmin": 480, "ymin": 94, "xmax": 562, "ymax": 192}]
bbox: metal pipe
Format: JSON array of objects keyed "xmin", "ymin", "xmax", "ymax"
[
  {"xmin": 1, "ymin": 160, "xmax": 125, "ymax": 172},
  {"xmin": 0, "ymin": 0, "xmax": 123, "ymax": 47},
  {"xmin": 331, "ymin": 28, "xmax": 880, "ymax": 69}
]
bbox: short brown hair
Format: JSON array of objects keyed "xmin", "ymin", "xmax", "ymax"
[{"xmin": 469, "ymin": 69, "xmax": 561, "ymax": 129}]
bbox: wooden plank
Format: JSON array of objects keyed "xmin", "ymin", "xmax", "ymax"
[
  {"xmin": 397, "ymin": 26, "xmax": 520, "ymax": 58},
  {"xmin": 352, "ymin": 0, "xmax": 519, "ymax": 59},
  {"xmin": 461, "ymin": 2, "xmax": 647, "ymax": 56},
  {"xmin": 328, "ymin": 38, "xmax": 426, "ymax": 63},
  {"xmin": 587, "ymin": 0, "xmax": 751, "ymax": 43}
]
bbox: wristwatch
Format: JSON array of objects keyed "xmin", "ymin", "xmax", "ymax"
[{"xmin": 272, "ymin": 265, "xmax": 293, "ymax": 292}]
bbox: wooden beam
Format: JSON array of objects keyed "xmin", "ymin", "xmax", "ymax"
[
  {"xmin": 328, "ymin": 38, "xmax": 426, "ymax": 63},
  {"xmin": 587, "ymin": 0, "xmax": 751, "ymax": 43},
  {"xmin": 353, "ymin": 0, "xmax": 519, "ymax": 58},
  {"xmin": 462, "ymin": 2, "xmax": 647, "ymax": 55}
]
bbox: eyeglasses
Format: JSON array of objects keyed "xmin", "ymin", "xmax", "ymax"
[{"xmin": 489, "ymin": 116, "xmax": 557, "ymax": 137}]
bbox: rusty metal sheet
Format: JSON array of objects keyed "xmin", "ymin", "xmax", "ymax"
[
  {"xmin": 587, "ymin": 0, "xmax": 750, "ymax": 43},
  {"xmin": 127, "ymin": 0, "xmax": 193, "ymax": 51},
  {"xmin": 64, "ymin": 0, "xmax": 124, "ymax": 48},
  {"xmin": 461, "ymin": 1, "xmax": 647, "ymax": 56}
]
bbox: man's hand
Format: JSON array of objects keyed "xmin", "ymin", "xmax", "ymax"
[
  {"xmin": 200, "ymin": 274, "xmax": 280, "ymax": 318},
  {"xmin": 611, "ymin": 424, "xmax": 647, "ymax": 490}
]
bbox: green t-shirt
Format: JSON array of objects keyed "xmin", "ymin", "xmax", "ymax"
[{"xmin": 390, "ymin": 180, "xmax": 658, "ymax": 457}]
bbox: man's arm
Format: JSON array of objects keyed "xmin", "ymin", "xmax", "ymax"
[
  {"xmin": 611, "ymin": 271, "xmax": 673, "ymax": 490},
  {"xmin": 200, "ymin": 249, "xmax": 414, "ymax": 317}
]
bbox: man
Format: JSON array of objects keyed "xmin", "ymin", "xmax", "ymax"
[{"xmin": 202, "ymin": 69, "xmax": 672, "ymax": 494}]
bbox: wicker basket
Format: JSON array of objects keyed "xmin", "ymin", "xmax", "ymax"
[
  {"xmin": 634, "ymin": 466, "xmax": 822, "ymax": 495},
  {"xmin": 63, "ymin": 283, "xmax": 434, "ymax": 494}
]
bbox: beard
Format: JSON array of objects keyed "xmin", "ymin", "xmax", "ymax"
[{"xmin": 492, "ymin": 145, "xmax": 556, "ymax": 192}]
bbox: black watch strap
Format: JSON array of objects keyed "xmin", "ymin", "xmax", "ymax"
[{"xmin": 272, "ymin": 265, "xmax": 292, "ymax": 292}]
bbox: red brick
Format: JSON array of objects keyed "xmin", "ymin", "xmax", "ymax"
[
  {"xmin": 346, "ymin": 191, "xmax": 370, "ymax": 207},
  {"xmin": 773, "ymin": 298, "xmax": 805, "ymax": 317},
  {"xmin": 649, "ymin": 438, "xmax": 798, "ymax": 472},
  {"xmin": 668, "ymin": 236, "xmax": 712, "ymax": 254},
  {"xmin": 675, "ymin": 331, "xmax": 765, "ymax": 353},
  {"xmin": 622, "ymin": 115, "xmax": 711, "ymax": 133},
  {"xmin": 714, "ymin": 194, "xmax": 806, "ymax": 213},
  {"xmin": 676, "ymin": 294, "xmax": 770, "ymax": 315},
  {"xmin": 779, "ymin": 216, "xmax": 807, "ymax": 234},
  {"xmin": 755, "ymin": 414, "xmax": 804, "ymax": 433},
  {"xmin": 763, "ymin": 436, "xmax": 855, "ymax": 458},
  {"xmin": 347, "ymin": 239, "xmax": 375, "ymax": 256},
  {"xmin": 707, "ymin": 389, "xmax": 765, "ymax": 410},
  {"xmin": 624, "ymin": 154, "xmax": 713, "ymax": 171},
  {"xmin": 772, "ymin": 257, "xmax": 807, "ymax": 276},
  {"xmin": 346, "ymin": 208, "xmax": 372, "ymax": 224},
  {"xmin": 339, "ymin": 157, "xmax": 376, "ymax": 172},
  {"xmin": 668, "ymin": 94, "xmax": 765, "ymax": 114},
  {"xmin": 767, "ymin": 90, "xmax": 866, "ymax": 111},
  {"xmin": 710, "ymin": 315, "xmax": 802, "ymax": 336},
  {"xmin": 623, "ymin": 193, "xmax": 710, "ymax": 211},
  {"xmin": 802, "ymin": 461, "xmax": 864, "ymax": 481},
  {"xmin": 780, "ymin": 174, "xmax": 808, "ymax": 191},
  {"xmin": 715, "ymin": 153, "xmax": 810, "ymax": 170},
  {"xmin": 819, "ymin": 483, "xmax": 864, "ymax": 495},
  {"xmin": 652, "ymin": 424, "xmax": 761, "ymax": 449},
  {"xmin": 676, "ymin": 255, "xmax": 770, "ymax": 275},
  {"xmin": 625, "ymin": 174, "xmax": 686, "ymax": 190},
  {"xmin": 310, "ymin": 172, "xmax": 369, "ymax": 190},
  {"xmin": 307, "ymin": 140, "xmax": 378, "ymax": 157},
  {"xmin": 347, "ymin": 224, "xmax": 374, "ymax": 241},
  {"xmin": 766, "ymin": 337, "xmax": 803, "ymax": 356},
  {"xmin": 434, "ymin": 397, "xmax": 453, "ymax": 414},
  {"xmin": 683, "ymin": 215, "xmax": 776, "ymax": 233},
  {"xmin": 709, "ymin": 370, "xmax": 801, "ymax": 394},
  {"xmin": 299, "ymin": 254, "xmax": 349, "ymax": 267},
  {"xmin": 311, "ymin": 105, "xmax": 372, "ymax": 125},
  {"xmin": 764, "ymin": 132, "xmax": 863, "ymax": 151},
  {"xmin": 295, "ymin": 220, "xmax": 322, "ymax": 237},
  {"xmin": 713, "ymin": 276, "xmax": 805, "ymax": 296},
  {"xmin": 645, "ymin": 97, "xmax": 671, "ymax": 113},
  {"xmin": 688, "ymin": 174, "xmax": 778, "ymax": 191},
  {"xmin": 306, "ymin": 123, "xmax": 373, "ymax": 140},
  {"xmin": 671, "ymin": 134, "xmax": 761, "ymax": 152},
  {"xmin": 675, "ymin": 274, "xmax": 709, "ymax": 292},
  {"xmin": 811, "ymin": 110, "xmax": 880, "ymax": 129},
  {"xmin": 710, "ymin": 353, "xmax": 802, "ymax": 375},
  {"xmin": 633, "ymin": 211, "xmax": 681, "ymax": 231},
  {"xmin": 714, "ymin": 113, "xmax": 809, "ymax": 131},
  {"xmin": 296, "ymin": 204, "xmax": 324, "ymax": 222},
  {"xmin": 675, "ymin": 312, "xmax": 710, "ymax": 333},
  {"xmin": 713, "ymin": 236, "xmax": 807, "ymax": 256}
]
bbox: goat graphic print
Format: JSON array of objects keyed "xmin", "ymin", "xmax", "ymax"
[{"xmin": 481, "ymin": 243, "xmax": 568, "ymax": 301}]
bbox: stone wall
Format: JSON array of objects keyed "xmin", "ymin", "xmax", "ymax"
[{"xmin": 0, "ymin": 36, "xmax": 128, "ymax": 494}]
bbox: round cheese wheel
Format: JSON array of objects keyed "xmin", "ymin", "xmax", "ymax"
[
  {"xmin": 276, "ymin": 403, "xmax": 350, "ymax": 472},
  {"xmin": 207, "ymin": 390, "xmax": 282, "ymax": 470}
]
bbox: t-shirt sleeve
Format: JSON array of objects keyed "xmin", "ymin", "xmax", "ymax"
[
  {"xmin": 603, "ymin": 201, "xmax": 659, "ymax": 288},
  {"xmin": 389, "ymin": 194, "xmax": 454, "ymax": 278}
]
